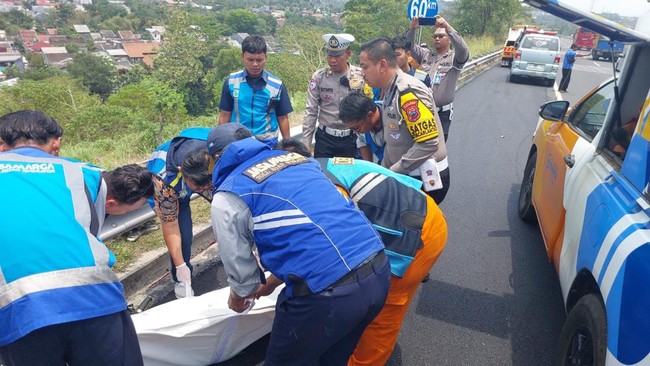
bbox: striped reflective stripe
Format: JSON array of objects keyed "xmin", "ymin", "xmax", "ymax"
[
  {"xmin": 229, "ymin": 73, "xmax": 245, "ymax": 123},
  {"xmin": 253, "ymin": 209, "xmax": 304, "ymax": 223},
  {"xmin": 255, "ymin": 217, "xmax": 313, "ymax": 230},
  {"xmin": 242, "ymin": 192, "xmax": 352, "ymax": 271},
  {"xmin": 350, "ymin": 173, "xmax": 387, "ymax": 201},
  {"xmin": 0, "ymin": 269, "xmax": 5, "ymax": 287},
  {"xmin": 0, "ymin": 266, "xmax": 119, "ymax": 307},
  {"xmin": 148, "ymin": 150, "xmax": 168, "ymax": 175}
]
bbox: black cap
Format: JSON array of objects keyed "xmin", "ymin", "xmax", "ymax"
[{"xmin": 207, "ymin": 123, "xmax": 251, "ymax": 156}]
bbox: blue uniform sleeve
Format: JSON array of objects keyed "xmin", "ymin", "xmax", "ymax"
[
  {"xmin": 219, "ymin": 79, "xmax": 234, "ymax": 111},
  {"xmin": 275, "ymin": 83, "xmax": 293, "ymax": 117}
]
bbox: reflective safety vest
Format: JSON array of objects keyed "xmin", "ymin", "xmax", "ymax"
[
  {"xmin": 227, "ymin": 69, "xmax": 282, "ymax": 137},
  {"xmin": 0, "ymin": 149, "xmax": 126, "ymax": 347},
  {"xmin": 214, "ymin": 138, "xmax": 384, "ymax": 297},
  {"xmin": 316, "ymin": 158, "xmax": 427, "ymax": 277},
  {"xmin": 147, "ymin": 127, "xmax": 211, "ymax": 200}
]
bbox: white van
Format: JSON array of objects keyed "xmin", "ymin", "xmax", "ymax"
[{"xmin": 509, "ymin": 33, "xmax": 561, "ymax": 86}]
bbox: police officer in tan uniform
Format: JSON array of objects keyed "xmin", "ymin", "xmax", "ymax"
[
  {"xmin": 303, "ymin": 33, "xmax": 367, "ymax": 158},
  {"xmin": 407, "ymin": 16, "xmax": 469, "ymax": 141},
  {"xmin": 353, "ymin": 37, "xmax": 450, "ymax": 205}
]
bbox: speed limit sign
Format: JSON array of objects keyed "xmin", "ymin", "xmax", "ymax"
[{"xmin": 406, "ymin": 0, "xmax": 438, "ymax": 25}]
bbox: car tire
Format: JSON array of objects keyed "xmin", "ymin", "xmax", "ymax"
[
  {"xmin": 509, "ymin": 74, "xmax": 518, "ymax": 83},
  {"xmin": 518, "ymin": 152, "xmax": 537, "ymax": 222},
  {"xmin": 546, "ymin": 79, "xmax": 555, "ymax": 87},
  {"xmin": 555, "ymin": 294, "xmax": 607, "ymax": 366}
]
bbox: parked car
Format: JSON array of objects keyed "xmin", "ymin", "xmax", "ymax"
[
  {"xmin": 520, "ymin": 0, "xmax": 650, "ymax": 364},
  {"xmin": 509, "ymin": 32, "xmax": 561, "ymax": 86}
]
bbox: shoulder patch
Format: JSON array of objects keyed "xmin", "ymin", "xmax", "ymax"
[
  {"xmin": 243, "ymin": 153, "xmax": 309, "ymax": 183},
  {"xmin": 331, "ymin": 157, "xmax": 354, "ymax": 165},
  {"xmin": 399, "ymin": 91, "xmax": 439, "ymax": 143},
  {"xmin": 309, "ymin": 79, "xmax": 317, "ymax": 91}
]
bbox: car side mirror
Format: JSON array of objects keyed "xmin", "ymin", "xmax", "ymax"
[{"xmin": 539, "ymin": 100, "xmax": 570, "ymax": 121}]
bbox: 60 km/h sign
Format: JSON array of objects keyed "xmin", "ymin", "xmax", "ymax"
[{"xmin": 407, "ymin": 0, "xmax": 438, "ymax": 25}]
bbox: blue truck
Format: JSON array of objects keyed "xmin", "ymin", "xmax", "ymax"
[{"xmin": 591, "ymin": 36, "xmax": 624, "ymax": 61}]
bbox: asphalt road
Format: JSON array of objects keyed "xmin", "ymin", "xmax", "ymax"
[{"xmin": 148, "ymin": 58, "xmax": 615, "ymax": 365}]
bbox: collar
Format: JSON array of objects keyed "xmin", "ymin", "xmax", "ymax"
[{"xmin": 241, "ymin": 68, "xmax": 270, "ymax": 83}]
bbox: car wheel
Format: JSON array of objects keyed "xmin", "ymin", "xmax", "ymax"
[
  {"xmin": 518, "ymin": 152, "xmax": 537, "ymax": 222},
  {"xmin": 556, "ymin": 294, "xmax": 607, "ymax": 366},
  {"xmin": 509, "ymin": 74, "xmax": 518, "ymax": 83},
  {"xmin": 546, "ymin": 79, "xmax": 555, "ymax": 87}
]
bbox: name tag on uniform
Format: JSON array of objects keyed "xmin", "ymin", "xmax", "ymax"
[{"xmin": 433, "ymin": 72, "xmax": 442, "ymax": 85}]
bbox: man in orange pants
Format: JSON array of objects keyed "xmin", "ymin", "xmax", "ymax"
[{"xmin": 275, "ymin": 139, "xmax": 448, "ymax": 365}]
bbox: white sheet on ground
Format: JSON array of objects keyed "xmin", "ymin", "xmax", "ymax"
[{"xmin": 132, "ymin": 285, "xmax": 282, "ymax": 366}]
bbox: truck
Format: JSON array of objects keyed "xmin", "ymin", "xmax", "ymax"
[
  {"xmin": 519, "ymin": 0, "xmax": 650, "ymax": 364},
  {"xmin": 574, "ymin": 26, "xmax": 598, "ymax": 50},
  {"xmin": 591, "ymin": 36, "xmax": 624, "ymax": 61},
  {"xmin": 501, "ymin": 25, "xmax": 537, "ymax": 67}
]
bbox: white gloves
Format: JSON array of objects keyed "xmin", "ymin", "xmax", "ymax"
[{"xmin": 175, "ymin": 263, "xmax": 191, "ymax": 283}]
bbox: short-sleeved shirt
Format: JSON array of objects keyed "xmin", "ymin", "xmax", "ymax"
[{"xmin": 219, "ymin": 75, "xmax": 293, "ymax": 117}]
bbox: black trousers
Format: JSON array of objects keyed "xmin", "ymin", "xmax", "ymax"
[
  {"xmin": 0, "ymin": 310, "xmax": 143, "ymax": 366},
  {"xmin": 559, "ymin": 68, "xmax": 572, "ymax": 91},
  {"xmin": 438, "ymin": 109, "xmax": 453, "ymax": 141},
  {"xmin": 313, "ymin": 127, "xmax": 357, "ymax": 158}
]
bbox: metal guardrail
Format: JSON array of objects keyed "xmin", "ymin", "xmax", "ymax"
[{"xmin": 99, "ymin": 51, "xmax": 501, "ymax": 242}]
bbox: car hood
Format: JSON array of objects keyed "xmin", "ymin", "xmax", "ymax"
[{"xmin": 524, "ymin": 0, "xmax": 650, "ymax": 43}]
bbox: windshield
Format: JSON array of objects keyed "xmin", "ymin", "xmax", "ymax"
[{"xmin": 522, "ymin": 36, "xmax": 559, "ymax": 51}]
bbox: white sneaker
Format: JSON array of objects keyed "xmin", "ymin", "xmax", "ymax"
[{"xmin": 174, "ymin": 282, "xmax": 194, "ymax": 299}]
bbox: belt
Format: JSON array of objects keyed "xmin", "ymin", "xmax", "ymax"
[
  {"xmin": 291, "ymin": 251, "xmax": 386, "ymax": 297},
  {"xmin": 437, "ymin": 103, "xmax": 453, "ymax": 113},
  {"xmin": 318, "ymin": 124, "xmax": 353, "ymax": 137}
]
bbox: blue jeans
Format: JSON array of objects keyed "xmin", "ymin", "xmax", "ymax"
[
  {"xmin": 170, "ymin": 196, "xmax": 193, "ymax": 282},
  {"xmin": 264, "ymin": 253, "xmax": 391, "ymax": 366}
]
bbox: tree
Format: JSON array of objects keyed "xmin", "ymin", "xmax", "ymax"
[
  {"xmin": 0, "ymin": 9, "xmax": 34, "ymax": 29},
  {"xmin": 452, "ymin": 0, "xmax": 523, "ymax": 38},
  {"xmin": 224, "ymin": 9, "xmax": 271, "ymax": 34},
  {"xmin": 66, "ymin": 53, "xmax": 116, "ymax": 99},
  {"xmin": 343, "ymin": 0, "xmax": 409, "ymax": 45}
]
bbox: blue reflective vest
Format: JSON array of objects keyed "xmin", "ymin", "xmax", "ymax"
[
  {"xmin": 227, "ymin": 69, "xmax": 282, "ymax": 136},
  {"xmin": 213, "ymin": 138, "xmax": 384, "ymax": 297},
  {"xmin": 0, "ymin": 148, "xmax": 126, "ymax": 347},
  {"xmin": 316, "ymin": 158, "xmax": 427, "ymax": 277},
  {"xmin": 146, "ymin": 127, "xmax": 211, "ymax": 201}
]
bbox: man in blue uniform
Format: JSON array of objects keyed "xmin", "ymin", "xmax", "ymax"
[
  {"xmin": 146, "ymin": 127, "xmax": 213, "ymax": 298},
  {"xmin": 181, "ymin": 123, "xmax": 391, "ymax": 366},
  {"xmin": 218, "ymin": 35, "xmax": 292, "ymax": 142},
  {"xmin": 0, "ymin": 110, "xmax": 154, "ymax": 365}
]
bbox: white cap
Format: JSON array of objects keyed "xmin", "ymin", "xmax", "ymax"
[{"xmin": 322, "ymin": 33, "xmax": 355, "ymax": 55}]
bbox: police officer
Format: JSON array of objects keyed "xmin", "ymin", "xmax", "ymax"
[
  {"xmin": 408, "ymin": 16, "xmax": 469, "ymax": 141},
  {"xmin": 146, "ymin": 127, "xmax": 215, "ymax": 298},
  {"xmin": 355, "ymin": 37, "xmax": 451, "ymax": 204},
  {"xmin": 393, "ymin": 35, "xmax": 431, "ymax": 88},
  {"xmin": 183, "ymin": 123, "xmax": 391, "ymax": 366},
  {"xmin": 0, "ymin": 110, "xmax": 154, "ymax": 366},
  {"xmin": 302, "ymin": 33, "xmax": 368, "ymax": 158},
  {"xmin": 218, "ymin": 35, "xmax": 292, "ymax": 142}
]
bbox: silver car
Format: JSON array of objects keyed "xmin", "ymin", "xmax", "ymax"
[{"xmin": 509, "ymin": 34, "xmax": 561, "ymax": 86}]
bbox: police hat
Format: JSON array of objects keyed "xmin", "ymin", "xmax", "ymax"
[
  {"xmin": 207, "ymin": 123, "xmax": 252, "ymax": 156},
  {"xmin": 323, "ymin": 33, "xmax": 355, "ymax": 56}
]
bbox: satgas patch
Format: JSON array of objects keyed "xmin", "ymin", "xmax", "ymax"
[
  {"xmin": 398, "ymin": 91, "xmax": 438, "ymax": 143},
  {"xmin": 331, "ymin": 157, "xmax": 354, "ymax": 165},
  {"xmin": 309, "ymin": 79, "xmax": 317, "ymax": 91},
  {"xmin": 243, "ymin": 153, "xmax": 309, "ymax": 183}
]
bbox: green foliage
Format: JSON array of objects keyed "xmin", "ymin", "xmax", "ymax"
[
  {"xmin": 0, "ymin": 76, "xmax": 101, "ymax": 137},
  {"xmin": 84, "ymin": 0, "xmax": 128, "ymax": 21},
  {"xmin": 343, "ymin": 0, "xmax": 410, "ymax": 45},
  {"xmin": 65, "ymin": 43, "xmax": 80, "ymax": 54},
  {"xmin": 67, "ymin": 104, "xmax": 148, "ymax": 143},
  {"xmin": 451, "ymin": 0, "xmax": 525, "ymax": 38},
  {"xmin": 3, "ymin": 66, "xmax": 20, "ymax": 79},
  {"xmin": 66, "ymin": 53, "xmax": 116, "ymax": 99},
  {"xmin": 0, "ymin": 9, "xmax": 34, "ymax": 29},
  {"xmin": 224, "ymin": 9, "xmax": 274, "ymax": 34}
]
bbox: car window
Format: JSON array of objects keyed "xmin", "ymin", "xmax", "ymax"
[
  {"xmin": 568, "ymin": 81, "xmax": 616, "ymax": 140},
  {"xmin": 521, "ymin": 36, "xmax": 559, "ymax": 51}
]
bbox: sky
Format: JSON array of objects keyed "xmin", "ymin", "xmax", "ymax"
[{"xmin": 559, "ymin": 0, "xmax": 650, "ymax": 17}]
